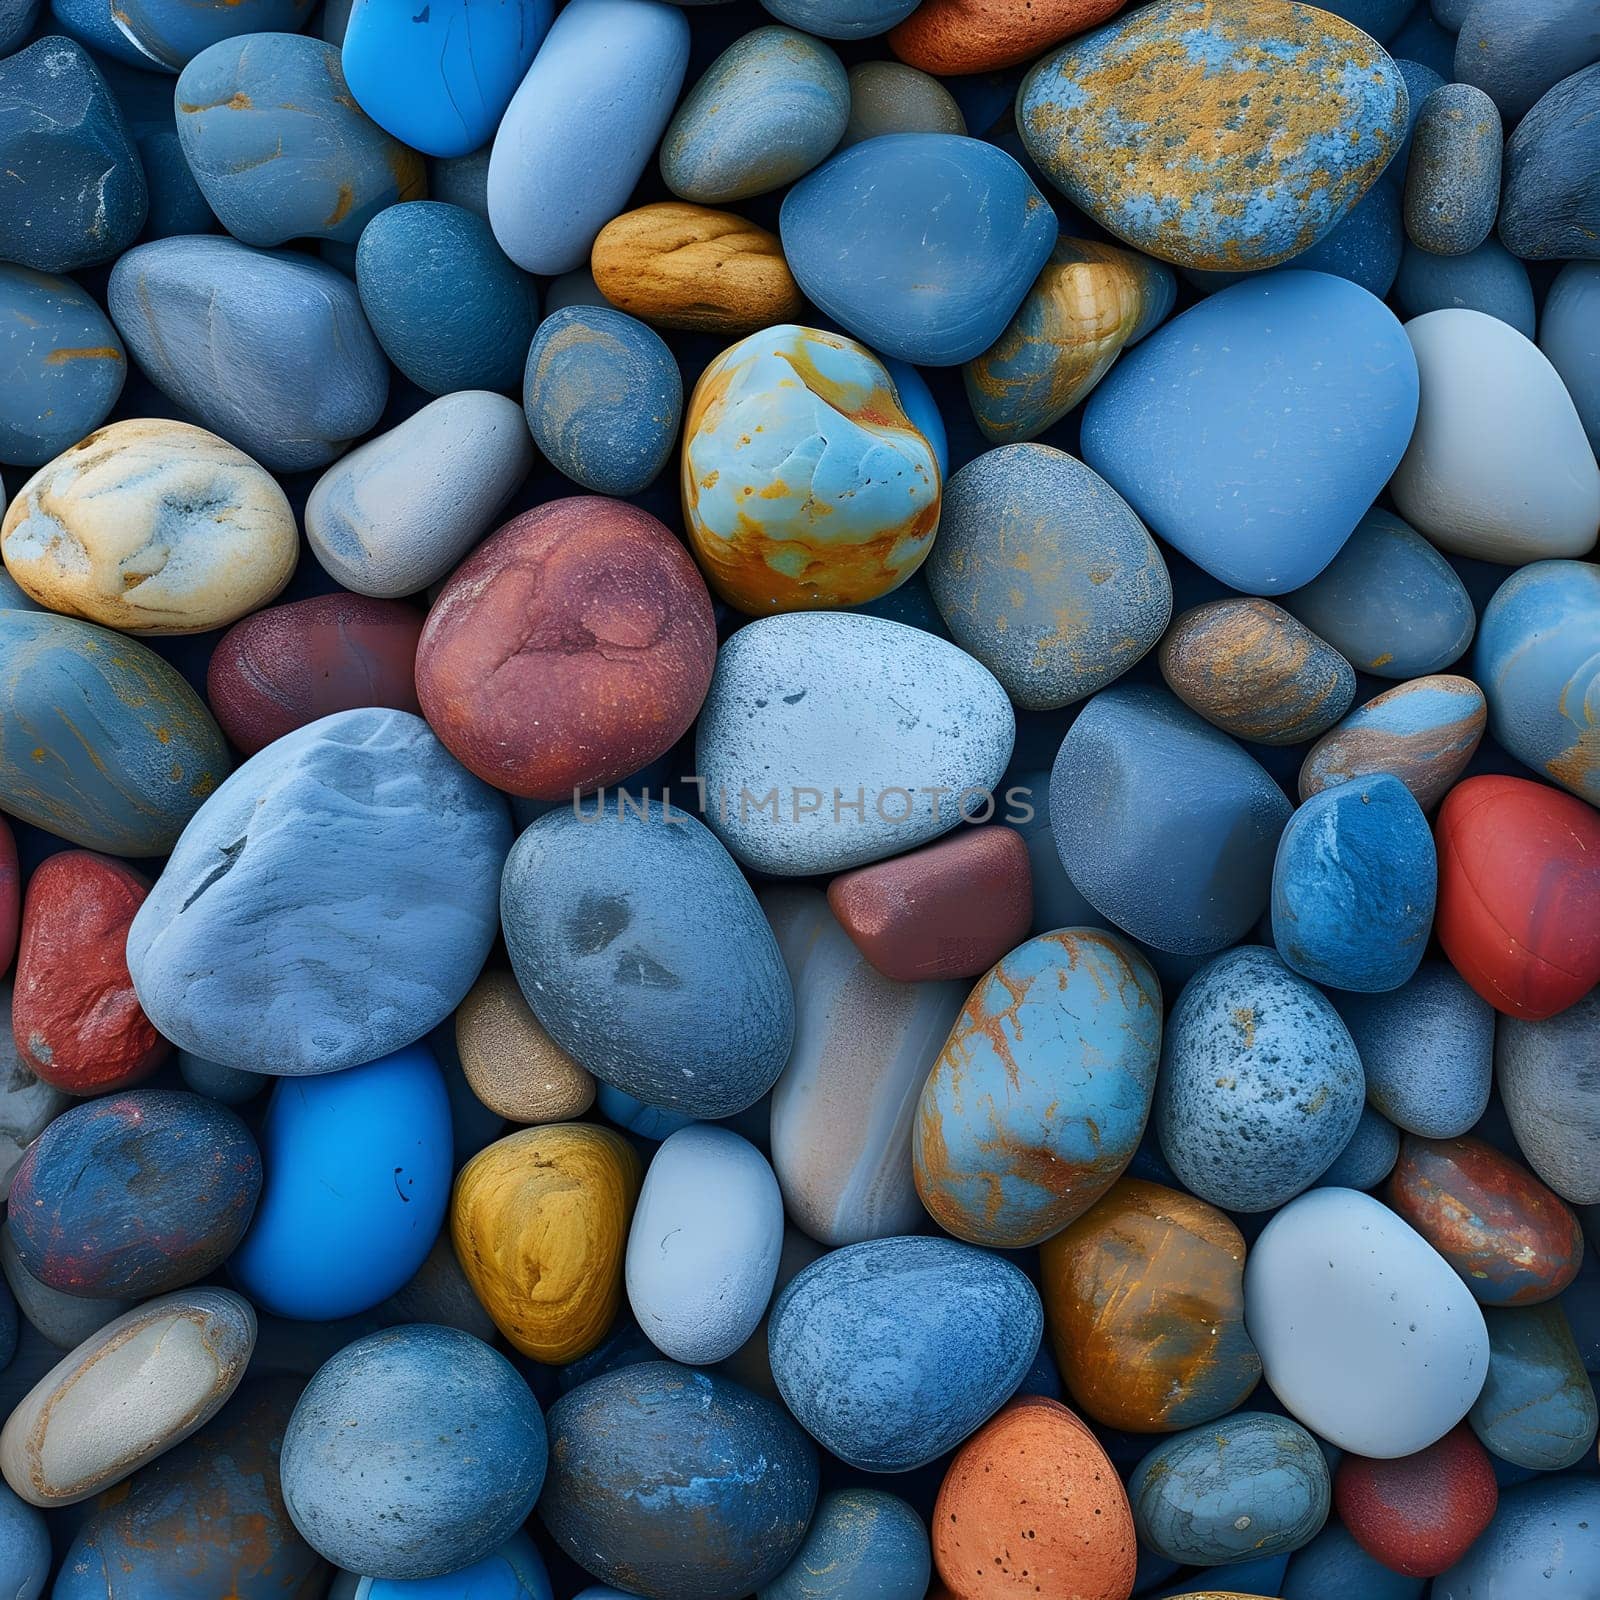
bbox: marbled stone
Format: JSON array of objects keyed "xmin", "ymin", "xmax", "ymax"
[
  {"xmin": 1499, "ymin": 62, "xmax": 1600, "ymax": 259},
  {"xmin": 840, "ymin": 60, "xmax": 964, "ymax": 145},
  {"xmin": 1433, "ymin": 1478, "xmax": 1600, "ymax": 1599},
  {"xmin": 1540, "ymin": 260, "xmax": 1600, "ymax": 452},
  {"xmin": 455, "ymin": 968, "xmax": 594, "ymax": 1125},
  {"xmin": 761, "ymin": 1488, "xmax": 929, "ymax": 1600},
  {"xmin": 1404, "ymin": 85, "xmax": 1502, "ymax": 255},
  {"xmin": 1496, "ymin": 991, "xmax": 1600, "ymax": 1203},
  {"xmin": 1469, "ymin": 1302, "xmax": 1599, "ymax": 1469}
]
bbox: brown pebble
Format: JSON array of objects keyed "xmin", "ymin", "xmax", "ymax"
[{"xmin": 455, "ymin": 970, "xmax": 595, "ymax": 1125}]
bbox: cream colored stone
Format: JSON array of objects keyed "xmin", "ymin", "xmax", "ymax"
[
  {"xmin": 1, "ymin": 420, "xmax": 297, "ymax": 634},
  {"xmin": 455, "ymin": 969, "xmax": 596, "ymax": 1124}
]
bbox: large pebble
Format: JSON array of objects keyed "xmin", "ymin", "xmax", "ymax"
[
  {"xmin": 1499, "ymin": 62, "xmax": 1600, "ymax": 259},
  {"xmin": 1539, "ymin": 260, "xmax": 1600, "ymax": 451},
  {"xmin": 1454, "ymin": 0, "xmax": 1600, "ymax": 118},
  {"xmin": 1404, "ymin": 85, "xmax": 1501, "ymax": 255},
  {"xmin": 0, "ymin": 1481, "xmax": 49, "ymax": 1600},
  {"xmin": 1497, "ymin": 991, "xmax": 1600, "ymax": 1204},
  {"xmin": 762, "ymin": 1488, "xmax": 929, "ymax": 1600},
  {"xmin": 1244, "ymin": 1186, "xmax": 1491, "ymax": 1457},
  {"xmin": 1433, "ymin": 1478, "xmax": 1600, "ymax": 1599},
  {"xmin": 1468, "ymin": 1302, "xmax": 1598, "ymax": 1469},
  {"xmin": 127, "ymin": 708, "xmax": 510, "ymax": 1074},
  {"xmin": 67, "ymin": 0, "xmax": 317, "ymax": 71}
]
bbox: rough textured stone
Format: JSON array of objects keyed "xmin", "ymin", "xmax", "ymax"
[{"xmin": 455, "ymin": 969, "xmax": 594, "ymax": 1125}]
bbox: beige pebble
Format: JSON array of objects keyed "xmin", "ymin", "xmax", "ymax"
[
  {"xmin": 1, "ymin": 419, "xmax": 297, "ymax": 634},
  {"xmin": 456, "ymin": 970, "xmax": 596, "ymax": 1124}
]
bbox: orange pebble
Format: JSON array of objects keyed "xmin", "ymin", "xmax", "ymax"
[{"xmin": 889, "ymin": 0, "xmax": 1124, "ymax": 75}]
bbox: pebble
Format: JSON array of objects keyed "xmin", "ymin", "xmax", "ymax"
[
  {"xmin": 126, "ymin": 708, "xmax": 510, "ymax": 1074},
  {"xmin": 1081, "ymin": 272, "xmax": 1419, "ymax": 594},
  {"xmin": 1283, "ymin": 1522, "xmax": 1427, "ymax": 1600},
  {"xmin": 0, "ymin": 1481, "xmax": 47, "ymax": 1600},
  {"xmin": 0, "ymin": 1289, "xmax": 253, "ymax": 1507},
  {"xmin": 765, "ymin": 0, "xmax": 918, "ymax": 39},
  {"xmin": 0, "ymin": 819, "xmax": 13, "ymax": 975},
  {"xmin": 1539, "ymin": 260, "xmax": 1600, "ymax": 451},
  {"xmin": 1319, "ymin": 1104, "xmax": 1402, "ymax": 1190},
  {"xmin": 1017, "ymin": 0, "xmax": 1408, "ymax": 271},
  {"xmin": 1498, "ymin": 62, "xmax": 1600, "ymax": 259},
  {"xmin": 681, "ymin": 325, "xmax": 940, "ymax": 614},
  {"xmin": 0, "ymin": 1003, "xmax": 59, "ymax": 1206},
  {"xmin": 0, "ymin": 1218, "xmax": 132, "ymax": 1350},
  {"xmin": 1039, "ymin": 1178, "xmax": 1261, "ymax": 1433},
  {"xmin": 779, "ymin": 133, "xmax": 1056, "ymax": 365},
  {"xmin": 304, "ymin": 390, "xmax": 534, "ymax": 598},
  {"xmin": 354, "ymin": 1534, "xmax": 552, "ymax": 1600},
  {"xmin": 762, "ymin": 1488, "xmax": 929, "ymax": 1600},
  {"xmin": 1156, "ymin": 945, "xmax": 1365, "ymax": 1212},
  {"xmin": 767, "ymin": 1235, "xmax": 1041, "ymax": 1471},
  {"xmin": 1433, "ymin": 1478, "xmax": 1600, "ymax": 1599},
  {"xmin": 455, "ymin": 969, "xmax": 595, "ymax": 1125},
  {"xmin": 1245, "ymin": 1187, "xmax": 1491, "ymax": 1458},
  {"xmin": 1404, "ymin": 85, "xmax": 1502, "ymax": 255},
  {"xmin": 840, "ymin": 60, "xmax": 964, "ymax": 144},
  {"xmin": 1496, "ymin": 991, "xmax": 1600, "ymax": 1204},
  {"xmin": 1394, "ymin": 236, "xmax": 1537, "ymax": 333},
  {"xmin": 1049, "ymin": 685, "xmax": 1291, "ymax": 956},
  {"xmin": 1469, "ymin": 1302, "xmax": 1599, "ymax": 1469},
  {"xmin": 1, "ymin": 419, "xmax": 297, "ymax": 634}
]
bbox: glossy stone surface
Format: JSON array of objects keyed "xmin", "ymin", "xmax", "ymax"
[
  {"xmin": 768, "ymin": 1236, "xmax": 1041, "ymax": 1471},
  {"xmin": 1540, "ymin": 260, "xmax": 1600, "ymax": 451},
  {"xmin": 1468, "ymin": 1302, "xmax": 1599, "ymax": 1469},
  {"xmin": 455, "ymin": 968, "xmax": 595, "ymax": 1124},
  {"xmin": 70, "ymin": 0, "xmax": 317, "ymax": 71},
  {"xmin": 1049, "ymin": 685, "xmax": 1290, "ymax": 956},
  {"xmin": 1497, "ymin": 991, "xmax": 1600, "ymax": 1203},
  {"xmin": 1017, "ymin": 0, "xmax": 1408, "ymax": 271},
  {"xmin": 780, "ymin": 134, "xmax": 1056, "ymax": 365},
  {"xmin": 127, "ymin": 708, "xmax": 509, "ymax": 1074},
  {"xmin": 1405, "ymin": 85, "xmax": 1501, "ymax": 255},
  {"xmin": 1433, "ymin": 1478, "xmax": 1600, "ymax": 1599},
  {"xmin": 1499, "ymin": 62, "xmax": 1600, "ymax": 259},
  {"xmin": 1039, "ymin": 1178, "xmax": 1260, "ymax": 1433}
]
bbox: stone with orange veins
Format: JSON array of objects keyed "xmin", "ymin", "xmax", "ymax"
[
  {"xmin": 913, "ymin": 928, "xmax": 1162, "ymax": 1250},
  {"xmin": 681, "ymin": 325, "xmax": 941, "ymax": 615},
  {"xmin": 1017, "ymin": 0, "xmax": 1411, "ymax": 272},
  {"xmin": 1038, "ymin": 1178, "xmax": 1262, "ymax": 1434},
  {"xmin": 592, "ymin": 202, "xmax": 804, "ymax": 335},
  {"xmin": 890, "ymin": 0, "xmax": 1126, "ymax": 73}
]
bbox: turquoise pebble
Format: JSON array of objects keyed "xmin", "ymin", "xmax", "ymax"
[{"xmin": 1469, "ymin": 1302, "xmax": 1599, "ymax": 1470}]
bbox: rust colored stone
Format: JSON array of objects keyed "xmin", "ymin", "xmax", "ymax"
[
  {"xmin": 415, "ymin": 497, "xmax": 717, "ymax": 800},
  {"xmin": 891, "ymin": 0, "xmax": 1125, "ymax": 73}
]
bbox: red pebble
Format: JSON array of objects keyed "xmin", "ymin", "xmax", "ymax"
[
  {"xmin": 0, "ymin": 814, "xmax": 17, "ymax": 974},
  {"xmin": 1335, "ymin": 1425, "xmax": 1499, "ymax": 1577},
  {"xmin": 826, "ymin": 826, "xmax": 1033, "ymax": 981},
  {"xmin": 12, "ymin": 850, "xmax": 168, "ymax": 1094},
  {"xmin": 207, "ymin": 592, "xmax": 425, "ymax": 756},
  {"xmin": 415, "ymin": 497, "xmax": 717, "ymax": 800},
  {"xmin": 1434, "ymin": 775, "xmax": 1600, "ymax": 1020}
]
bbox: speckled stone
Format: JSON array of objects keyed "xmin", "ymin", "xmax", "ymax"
[
  {"xmin": 768, "ymin": 1236, "xmax": 1041, "ymax": 1471},
  {"xmin": 1156, "ymin": 945, "xmax": 1364, "ymax": 1211},
  {"xmin": 891, "ymin": 0, "xmax": 1123, "ymax": 73},
  {"xmin": 1318, "ymin": 1104, "xmax": 1401, "ymax": 1189},
  {"xmin": 1496, "ymin": 992, "xmax": 1600, "ymax": 1204},
  {"xmin": 927, "ymin": 445, "xmax": 1170, "ymax": 710},
  {"xmin": 840, "ymin": 61, "xmax": 964, "ymax": 145},
  {"xmin": 455, "ymin": 969, "xmax": 594, "ymax": 1125},
  {"xmin": 1540, "ymin": 260, "xmax": 1600, "ymax": 452},
  {"xmin": 1404, "ymin": 85, "xmax": 1501, "ymax": 255},
  {"xmin": 1499, "ymin": 62, "xmax": 1600, "ymax": 260},
  {"xmin": 1469, "ymin": 1302, "xmax": 1599, "ymax": 1469},
  {"xmin": 1433, "ymin": 1478, "xmax": 1600, "ymax": 1598}
]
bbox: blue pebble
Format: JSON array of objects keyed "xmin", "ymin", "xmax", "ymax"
[
  {"xmin": 0, "ymin": 1481, "xmax": 50, "ymax": 1600},
  {"xmin": 342, "ymin": 0, "xmax": 551, "ymax": 158},
  {"xmin": 881, "ymin": 356, "xmax": 946, "ymax": 477},
  {"xmin": 1470, "ymin": 1303, "xmax": 1598, "ymax": 1470},
  {"xmin": 595, "ymin": 1084, "xmax": 696, "ymax": 1143},
  {"xmin": 134, "ymin": 127, "xmax": 219, "ymax": 239},
  {"xmin": 767, "ymin": 1235, "xmax": 1041, "ymax": 1471},
  {"xmin": 0, "ymin": 265, "xmax": 125, "ymax": 466},
  {"xmin": 176, "ymin": 1050, "xmax": 263, "ymax": 1105},
  {"xmin": 1316, "ymin": 1105, "xmax": 1401, "ymax": 1189},
  {"xmin": 429, "ymin": 145, "xmax": 491, "ymax": 220},
  {"xmin": 49, "ymin": 0, "xmax": 161, "ymax": 66},
  {"xmin": 1395, "ymin": 57, "xmax": 1446, "ymax": 160},
  {"xmin": 1499, "ymin": 62, "xmax": 1600, "ymax": 260},
  {"xmin": 0, "ymin": 0, "xmax": 38, "ymax": 53},
  {"xmin": 92, "ymin": 0, "xmax": 317, "ymax": 72},
  {"xmin": 1541, "ymin": 262, "xmax": 1600, "ymax": 452},
  {"xmin": 1081, "ymin": 272, "xmax": 1419, "ymax": 594},
  {"xmin": 356, "ymin": 1532, "xmax": 552, "ymax": 1600},
  {"xmin": 1454, "ymin": 0, "xmax": 1600, "ymax": 121},
  {"xmin": 1393, "ymin": 236, "xmax": 1536, "ymax": 336},
  {"xmin": 760, "ymin": 1489, "xmax": 930, "ymax": 1600},
  {"xmin": 758, "ymin": 0, "xmax": 918, "ymax": 38},
  {"xmin": 356, "ymin": 201, "xmax": 538, "ymax": 394},
  {"xmin": 1283, "ymin": 1521, "xmax": 1423, "ymax": 1600},
  {"xmin": 1389, "ymin": 6, "xmax": 1457, "ymax": 76},
  {"xmin": 0, "ymin": 38, "xmax": 147, "ymax": 274},
  {"xmin": 1314, "ymin": 0, "xmax": 1412, "ymax": 38},
  {"xmin": 780, "ymin": 133, "xmax": 1057, "ymax": 366},
  {"xmin": 1434, "ymin": 1478, "xmax": 1600, "ymax": 1599},
  {"xmin": 0, "ymin": 1270, "xmax": 14, "ymax": 1372},
  {"xmin": 523, "ymin": 305, "xmax": 682, "ymax": 495},
  {"xmin": 1272, "ymin": 774, "xmax": 1437, "ymax": 993},
  {"xmin": 108, "ymin": 235, "xmax": 389, "ymax": 472},
  {"xmin": 1404, "ymin": 84, "xmax": 1502, "ymax": 255}
]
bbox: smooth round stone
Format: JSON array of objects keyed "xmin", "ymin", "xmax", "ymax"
[
  {"xmin": 1272, "ymin": 774, "xmax": 1437, "ymax": 993},
  {"xmin": 761, "ymin": 1489, "xmax": 928, "ymax": 1600},
  {"xmin": 81, "ymin": 0, "xmax": 316, "ymax": 70},
  {"xmin": 230, "ymin": 1046, "xmax": 452, "ymax": 1320},
  {"xmin": 1394, "ymin": 237, "xmax": 1536, "ymax": 335},
  {"xmin": 176, "ymin": 1050, "xmax": 261, "ymax": 1105},
  {"xmin": 207, "ymin": 593, "xmax": 423, "ymax": 756},
  {"xmin": 915, "ymin": 929, "xmax": 1162, "ymax": 1249},
  {"xmin": 455, "ymin": 969, "xmax": 595, "ymax": 1124},
  {"xmin": 682, "ymin": 325, "xmax": 940, "ymax": 614},
  {"xmin": 305, "ymin": 390, "xmax": 531, "ymax": 597},
  {"xmin": 524, "ymin": 306, "xmax": 680, "ymax": 496},
  {"xmin": 662, "ymin": 26, "xmax": 848, "ymax": 203},
  {"xmin": 0, "ymin": 1220, "xmax": 131, "ymax": 1350},
  {"xmin": 840, "ymin": 60, "xmax": 965, "ymax": 144},
  {"xmin": 108, "ymin": 236, "xmax": 389, "ymax": 473},
  {"xmin": 342, "ymin": 0, "xmax": 549, "ymax": 157},
  {"xmin": 1, "ymin": 419, "xmax": 296, "ymax": 634},
  {"xmin": 0, "ymin": 609, "xmax": 229, "ymax": 855},
  {"xmin": 962, "ymin": 238, "xmax": 1175, "ymax": 445},
  {"xmin": 1129, "ymin": 1412, "xmax": 1330, "ymax": 1566},
  {"xmin": 765, "ymin": 0, "xmax": 917, "ymax": 37},
  {"xmin": 126, "ymin": 708, "xmax": 510, "ymax": 1074},
  {"xmin": 1497, "ymin": 991, "xmax": 1600, "ymax": 1203},
  {"xmin": 355, "ymin": 1534, "xmax": 552, "ymax": 1600},
  {"xmin": 452, "ymin": 1124, "xmax": 641, "ymax": 1363},
  {"xmin": 0, "ymin": 1481, "xmax": 47, "ymax": 1600},
  {"xmin": 9, "ymin": 1090, "xmax": 259, "ymax": 1298},
  {"xmin": 174, "ymin": 34, "xmax": 423, "ymax": 246},
  {"xmin": 1283, "ymin": 1522, "xmax": 1428, "ymax": 1600},
  {"xmin": 1301, "ymin": 676, "xmax": 1486, "ymax": 813},
  {"xmin": 1318, "ymin": 1104, "xmax": 1401, "ymax": 1190},
  {"xmin": 1454, "ymin": 0, "xmax": 1600, "ymax": 118},
  {"xmin": 12, "ymin": 850, "xmax": 164, "ymax": 1094},
  {"xmin": 931, "ymin": 1397, "xmax": 1135, "ymax": 1600},
  {"xmin": 696, "ymin": 612, "xmax": 1015, "ymax": 876},
  {"xmin": 1392, "ymin": 308, "xmax": 1600, "ymax": 563},
  {"xmin": 1469, "ymin": 1303, "xmax": 1598, "ymax": 1469},
  {"xmin": 1334, "ymin": 1425, "xmax": 1498, "ymax": 1578},
  {"xmin": 928, "ymin": 444, "xmax": 1170, "ymax": 710},
  {"xmin": 1080, "ymin": 272, "xmax": 1419, "ymax": 594},
  {"xmin": 356, "ymin": 202, "xmax": 539, "ymax": 394},
  {"xmin": 1245, "ymin": 1187, "xmax": 1491, "ymax": 1457},
  {"xmin": 487, "ymin": 0, "xmax": 690, "ymax": 274},
  {"xmin": 1433, "ymin": 1478, "xmax": 1600, "ymax": 1599},
  {"xmin": 1540, "ymin": 261, "xmax": 1600, "ymax": 451},
  {"xmin": 541, "ymin": 1362, "xmax": 817, "ymax": 1600},
  {"xmin": 281, "ymin": 1326, "xmax": 546, "ymax": 1581},
  {"xmin": 0, "ymin": 265, "xmax": 124, "ymax": 466},
  {"xmin": 1039, "ymin": 1178, "xmax": 1261, "ymax": 1433},
  {"xmin": 1156, "ymin": 946, "xmax": 1364, "ymax": 1211},
  {"xmin": 1499, "ymin": 62, "xmax": 1600, "ymax": 259},
  {"xmin": 765, "ymin": 886, "xmax": 964, "ymax": 1246},
  {"xmin": 418, "ymin": 498, "xmax": 714, "ymax": 798},
  {"xmin": 1433, "ymin": 776, "xmax": 1600, "ymax": 1022},
  {"xmin": 1049, "ymin": 685, "xmax": 1291, "ymax": 957},
  {"xmin": 1477, "ymin": 561, "xmax": 1600, "ymax": 808},
  {"xmin": 780, "ymin": 134, "xmax": 1056, "ymax": 365},
  {"xmin": 1017, "ymin": 0, "xmax": 1408, "ymax": 271},
  {"xmin": 1404, "ymin": 85, "xmax": 1502, "ymax": 255},
  {"xmin": 1282, "ymin": 509, "xmax": 1476, "ymax": 680},
  {"xmin": 768, "ymin": 1235, "xmax": 1041, "ymax": 1472},
  {"xmin": 0, "ymin": 1289, "xmax": 253, "ymax": 1507},
  {"xmin": 0, "ymin": 39, "xmax": 146, "ymax": 273},
  {"xmin": 891, "ymin": 0, "xmax": 1122, "ymax": 71},
  {"xmin": 1160, "ymin": 600, "xmax": 1355, "ymax": 746},
  {"xmin": 626, "ymin": 1125, "xmax": 782, "ymax": 1365}
]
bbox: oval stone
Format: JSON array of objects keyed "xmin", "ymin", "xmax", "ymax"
[
  {"xmin": 1405, "ymin": 84, "xmax": 1502, "ymax": 255},
  {"xmin": 1496, "ymin": 991, "xmax": 1600, "ymax": 1204},
  {"xmin": 1540, "ymin": 260, "xmax": 1600, "ymax": 451},
  {"xmin": 767, "ymin": 0, "xmax": 918, "ymax": 38},
  {"xmin": 0, "ymin": 1483, "xmax": 47, "ymax": 1600},
  {"xmin": 763, "ymin": 1488, "xmax": 929, "ymax": 1600},
  {"xmin": 1433, "ymin": 1479, "xmax": 1600, "ymax": 1599},
  {"xmin": 1395, "ymin": 234, "xmax": 1536, "ymax": 334},
  {"xmin": 842, "ymin": 60, "xmax": 965, "ymax": 144},
  {"xmin": 1319, "ymin": 1104, "xmax": 1402, "ymax": 1190},
  {"xmin": 1499, "ymin": 62, "xmax": 1600, "ymax": 259},
  {"xmin": 1468, "ymin": 1302, "xmax": 1598, "ymax": 1469},
  {"xmin": 455, "ymin": 969, "xmax": 595, "ymax": 1125}
]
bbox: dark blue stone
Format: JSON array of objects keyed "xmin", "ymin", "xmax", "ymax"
[
  {"xmin": 89, "ymin": 0, "xmax": 318, "ymax": 72},
  {"xmin": 1453, "ymin": 0, "xmax": 1600, "ymax": 121},
  {"xmin": 1394, "ymin": 237, "xmax": 1536, "ymax": 336},
  {"xmin": 1283, "ymin": 1521, "xmax": 1424, "ymax": 1600},
  {"xmin": 1500, "ymin": 62, "xmax": 1600, "ymax": 260}
]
